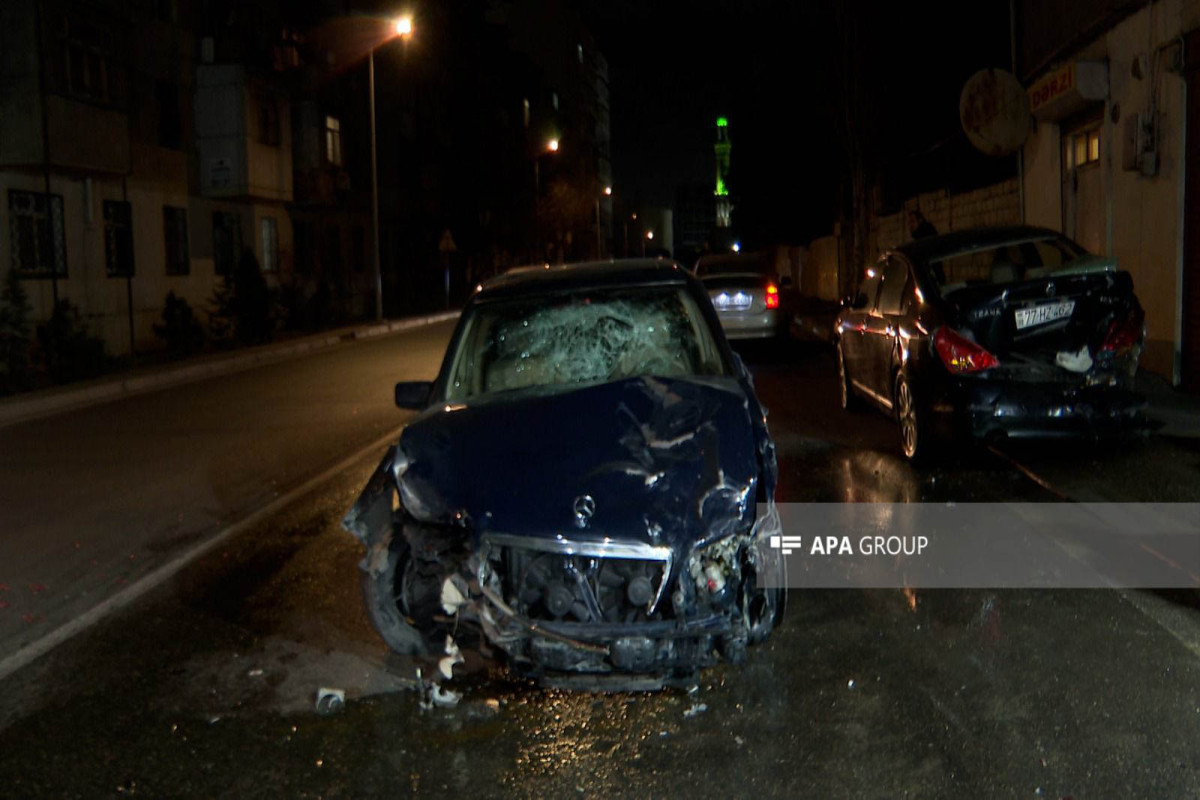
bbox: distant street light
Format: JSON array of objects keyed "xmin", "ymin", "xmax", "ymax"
[
  {"xmin": 548, "ymin": 138, "xmax": 559, "ymax": 152},
  {"xmin": 595, "ymin": 186, "xmax": 612, "ymax": 259},
  {"xmin": 646, "ymin": 231, "xmax": 654, "ymax": 240},
  {"xmin": 369, "ymin": 14, "xmax": 414, "ymax": 322},
  {"xmin": 732, "ymin": 242, "xmax": 741, "ymax": 253}
]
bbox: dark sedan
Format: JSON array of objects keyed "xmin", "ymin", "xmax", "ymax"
[
  {"xmin": 834, "ymin": 226, "xmax": 1147, "ymax": 461},
  {"xmin": 344, "ymin": 259, "xmax": 785, "ymax": 690}
]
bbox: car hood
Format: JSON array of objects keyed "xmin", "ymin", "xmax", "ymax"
[{"xmin": 394, "ymin": 375, "xmax": 759, "ymax": 551}]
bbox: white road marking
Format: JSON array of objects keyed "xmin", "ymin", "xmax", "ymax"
[
  {"xmin": 0, "ymin": 427, "xmax": 403, "ymax": 684},
  {"xmin": 992, "ymin": 445, "xmax": 1200, "ymax": 663}
]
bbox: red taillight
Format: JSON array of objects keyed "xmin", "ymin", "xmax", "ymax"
[
  {"xmin": 765, "ymin": 282, "xmax": 780, "ymax": 309},
  {"xmin": 934, "ymin": 327, "xmax": 999, "ymax": 373},
  {"xmin": 1101, "ymin": 307, "xmax": 1144, "ymax": 353}
]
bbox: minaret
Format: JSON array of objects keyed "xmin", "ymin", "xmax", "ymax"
[{"xmin": 714, "ymin": 116, "xmax": 731, "ymax": 228}]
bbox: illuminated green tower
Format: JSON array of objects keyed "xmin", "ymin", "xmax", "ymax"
[{"xmin": 715, "ymin": 116, "xmax": 731, "ymax": 228}]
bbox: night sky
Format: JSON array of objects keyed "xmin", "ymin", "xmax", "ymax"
[{"xmin": 579, "ymin": 0, "xmax": 1014, "ymax": 245}]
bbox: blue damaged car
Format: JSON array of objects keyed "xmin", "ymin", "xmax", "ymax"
[{"xmin": 343, "ymin": 259, "xmax": 786, "ymax": 689}]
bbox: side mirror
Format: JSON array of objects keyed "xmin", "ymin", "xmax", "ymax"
[{"xmin": 394, "ymin": 381, "xmax": 433, "ymax": 410}]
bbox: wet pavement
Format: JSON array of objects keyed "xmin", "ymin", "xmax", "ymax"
[{"xmin": 1, "ymin": 339, "xmax": 1199, "ymax": 796}]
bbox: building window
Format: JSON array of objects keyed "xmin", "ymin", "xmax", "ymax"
[
  {"xmin": 258, "ymin": 93, "xmax": 281, "ymax": 146},
  {"xmin": 157, "ymin": 82, "xmax": 182, "ymax": 149},
  {"xmin": 260, "ymin": 217, "xmax": 278, "ymax": 273},
  {"xmin": 103, "ymin": 200, "xmax": 134, "ymax": 277},
  {"xmin": 8, "ymin": 190, "xmax": 66, "ymax": 277},
  {"xmin": 64, "ymin": 18, "xmax": 110, "ymax": 103},
  {"xmin": 325, "ymin": 115, "xmax": 343, "ymax": 166},
  {"xmin": 163, "ymin": 206, "xmax": 189, "ymax": 275},
  {"xmin": 212, "ymin": 211, "xmax": 242, "ymax": 276},
  {"xmin": 1067, "ymin": 127, "xmax": 1101, "ymax": 169}
]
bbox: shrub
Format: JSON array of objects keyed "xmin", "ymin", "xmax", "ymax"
[
  {"xmin": 208, "ymin": 248, "xmax": 273, "ymax": 346},
  {"xmin": 36, "ymin": 299, "xmax": 107, "ymax": 384},
  {"xmin": 0, "ymin": 269, "xmax": 32, "ymax": 394},
  {"xmin": 153, "ymin": 291, "xmax": 205, "ymax": 357}
]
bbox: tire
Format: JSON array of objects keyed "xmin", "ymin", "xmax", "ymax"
[
  {"xmin": 836, "ymin": 340, "xmax": 863, "ymax": 412},
  {"xmin": 360, "ymin": 524, "xmax": 438, "ymax": 656},
  {"xmin": 894, "ymin": 371, "xmax": 932, "ymax": 463}
]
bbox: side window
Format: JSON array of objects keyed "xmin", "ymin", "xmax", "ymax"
[
  {"xmin": 856, "ymin": 264, "xmax": 882, "ymax": 309},
  {"xmin": 876, "ymin": 257, "xmax": 911, "ymax": 315}
]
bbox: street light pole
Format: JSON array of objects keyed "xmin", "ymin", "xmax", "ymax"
[
  {"xmin": 368, "ymin": 15, "xmax": 412, "ymax": 323},
  {"xmin": 369, "ymin": 50, "xmax": 382, "ymax": 321}
]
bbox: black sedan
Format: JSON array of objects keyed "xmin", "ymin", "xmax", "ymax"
[
  {"xmin": 344, "ymin": 259, "xmax": 785, "ymax": 689},
  {"xmin": 834, "ymin": 226, "xmax": 1147, "ymax": 461}
]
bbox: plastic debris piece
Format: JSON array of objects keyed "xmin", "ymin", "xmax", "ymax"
[
  {"xmin": 847, "ymin": 679, "xmax": 856, "ymax": 690},
  {"xmin": 430, "ymin": 685, "xmax": 461, "ymax": 708},
  {"xmin": 315, "ymin": 688, "xmax": 345, "ymax": 716},
  {"xmin": 735, "ymin": 736, "xmax": 745, "ymax": 746},
  {"xmin": 247, "ymin": 668, "xmax": 264, "ymax": 678},
  {"xmin": 438, "ymin": 635, "xmax": 465, "ymax": 680},
  {"xmin": 441, "ymin": 576, "xmax": 468, "ymax": 615},
  {"xmin": 683, "ymin": 702, "xmax": 708, "ymax": 718}
]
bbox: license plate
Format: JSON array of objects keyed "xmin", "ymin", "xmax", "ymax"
[
  {"xmin": 714, "ymin": 291, "xmax": 753, "ymax": 310},
  {"xmin": 1014, "ymin": 300, "xmax": 1074, "ymax": 330}
]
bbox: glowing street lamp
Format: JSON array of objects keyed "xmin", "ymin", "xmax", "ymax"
[
  {"xmin": 732, "ymin": 242, "xmax": 741, "ymax": 253},
  {"xmin": 369, "ymin": 13, "xmax": 415, "ymax": 321},
  {"xmin": 547, "ymin": 138, "xmax": 559, "ymax": 152},
  {"xmin": 603, "ymin": 186, "xmax": 612, "ymax": 196}
]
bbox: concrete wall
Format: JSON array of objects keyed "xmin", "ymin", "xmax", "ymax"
[
  {"xmin": 872, "ymin": 179, "xmax": 1022, "ymax": 254},
  {"xmin": 1020, "ymin": 0, "xmax": 1189, "ymax": 380},
  {"xmin": 804, "ymin": 235, "xmax": 841, "ymax": 302}
]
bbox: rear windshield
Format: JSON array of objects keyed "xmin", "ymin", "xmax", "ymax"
[
  {"xmin": 926, "ymin": 236, "xmax": 1088, "ymax": 295},
  {"xmin": 695, "ymin": 255, "xmax": 771, "ymax": 278},
  {"xmin": 444, "ymin": 286, "xmax": 729, "ymax": 401}
]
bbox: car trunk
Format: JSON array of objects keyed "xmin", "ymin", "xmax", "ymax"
[
  {"xmin": 703, "ymin": 275, "xmax": 771, "ymax": 313},
  {"xmin": 944, "ymin": 267, "xmax": 1141, "ymax": 382}
]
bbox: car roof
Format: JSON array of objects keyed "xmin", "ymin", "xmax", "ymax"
[
  {"xmin": 475, "ymin": 258, "xmax": 691, "ymax": 301},
  {"xmin": 893, "ymin": 225, "xmax": 1070, "ymax": 263}
]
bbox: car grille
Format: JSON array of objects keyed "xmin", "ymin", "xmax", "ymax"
[{"xmin": 483, "ymin": 534, "xmax": 674, "ymax": 624}]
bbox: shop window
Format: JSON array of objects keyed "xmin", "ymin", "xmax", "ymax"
[{"xmin": 1067, "ymin": 127, "xmax": 1101, "ymax": 169}]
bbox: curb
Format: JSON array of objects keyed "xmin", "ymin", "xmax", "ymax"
[{"xmin": 0, "ymin": 311, "xmax": 459, "ymax": 429}]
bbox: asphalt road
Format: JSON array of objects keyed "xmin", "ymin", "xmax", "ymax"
[{"xmin": 1, "ymin": 330, "xmax": 1198, "ymax": 797}]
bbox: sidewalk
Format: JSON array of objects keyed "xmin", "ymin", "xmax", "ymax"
[
  {"xmin": 0, "ymin": 311, "xmax": 459, "ymax": 429},
  {"xmin": 1138, "ymin": 372, "xmax": 1200, "ymax": 438}
]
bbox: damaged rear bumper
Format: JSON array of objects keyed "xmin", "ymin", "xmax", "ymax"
[{"xmin": 932, "ymin": 378, "xmax": 1150, "ymax": 440}]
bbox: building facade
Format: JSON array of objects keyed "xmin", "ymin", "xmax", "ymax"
[
  {"xmin": 1016, "ymin": 0, "xmax": 1200, "ymax": 385},
  {"xmin": 0, "ymin": 0, "xmax": 610, "ymax": 359}
]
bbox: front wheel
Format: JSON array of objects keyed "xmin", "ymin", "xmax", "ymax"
[{"xmin": 360, "ymin": 524, "xmax": 441, "ymax": 656}]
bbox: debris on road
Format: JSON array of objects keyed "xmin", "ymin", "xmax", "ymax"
[{"xmin": 683, "ymin": 702, "xmax": 708, "ymax": 718}]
